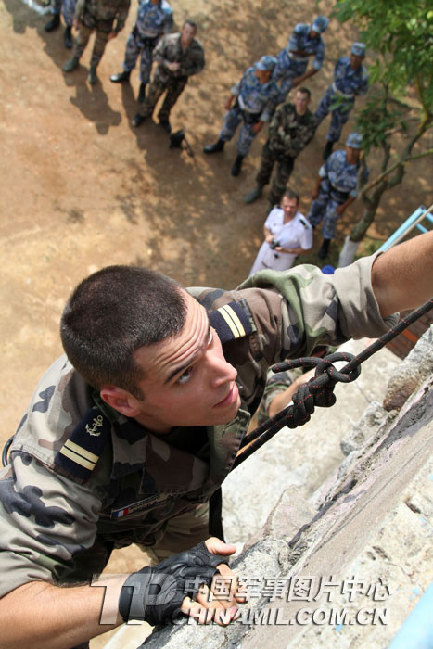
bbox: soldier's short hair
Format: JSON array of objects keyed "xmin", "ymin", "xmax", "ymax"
[
  {"xmin": 282, "ymin": 189, "xmax": 300, "ymax": 205},
  {"xmin": 297, "ymin": 87, "xmax": 311, "ymax": 99},
  {"xmin": 60, "ymin": 266, "xmax": 186, "ymax": 397},
  {"xmin": 184, "ymin": 19, "xmax": 197, "ymax": 31}
]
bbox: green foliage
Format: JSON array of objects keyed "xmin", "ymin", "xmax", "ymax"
[{"xmin": 331, "ymin": 0, "xmax": 433, "ymax": 109}]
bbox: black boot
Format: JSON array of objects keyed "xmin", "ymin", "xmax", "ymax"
[
  {"xmin": 203, "ymin": 139, "xmax": 225, "ymax": 154},
  {"xmin": 138, "ymin": 82, "xmax": 146, "ymax": 103},
  {"xmin": 133, "ymin": 113, "xmax": 146, "ymax": 128},
  {"xmin": 45, "ymin": 13, "xmax": 60, "ymax": 31},
  {"xmin": 318, "ymin": 238, "xmax": 331, "ymax": 259},
  {"xmin": 323, "ymin": 141, "xmax": 334, "ymax": 160},
  {"xmin": 109, "ymin": 70, "xmax": 131, "ymax": 83},
  {"xmin": 64, "ymin": 25, "xmax": 72, "ymax": 49},
  {"xmin": 231, "ymin": 154, "xmax": 244, "ymax": 177}
]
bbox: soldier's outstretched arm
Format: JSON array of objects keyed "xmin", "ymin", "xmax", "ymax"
[
  {"xmin": 0, "ymin": 539, "xmax": 240, "ymax": 648},
  {"xmin": 372, "ymin": 231, "xmax": 433, "ymax": 318}
]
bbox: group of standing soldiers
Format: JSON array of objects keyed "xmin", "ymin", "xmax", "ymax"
[{"xmin": 43, "ymin": 2, "xmax": 370, "ymax": 259}]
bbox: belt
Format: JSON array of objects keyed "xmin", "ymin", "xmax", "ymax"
[{"xmin": 331, "ymin": 82, "xmax": 354, "ymax": 99}]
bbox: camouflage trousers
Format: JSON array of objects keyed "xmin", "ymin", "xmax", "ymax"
[
  {"xmin": 121, "ymin": 31, "xmax": 158, "ymax": 83},
  {"xmin": 72, "ymin": 13, "xmax": 115, "ymax": 68},
  {"xmin": 138, "ymin": 76, "xmax": 187, "ymax": 120},
  {"xmin": 307, "ymin": 180, "xmax": 349, "ymax": 239},
  {"xmin": 219, "ymin": 107, "xmax": 259, "ymax": 157},
  {"xmin": 49, "ymin": 0, "xmax": 75, "ymax": 25},
  {"xmin": 256, "ymin": 140, "xmax": 295, "ymax": 205},
  {"xmin": 314, "ymin": 85, "xmax": 354, "ymax": 144}
]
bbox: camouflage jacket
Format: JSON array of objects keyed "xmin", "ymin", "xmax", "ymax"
[
  {"xmin": 0, "ymin": 257, "xmax": 397, "ymax": 596},
  {"xmin": 75, "ymin": 0, "xmax": 130, "ymax": 30},
  {"xmin": 267, "ymin": 102, "xmax": 317, "ymax": 158},
  {"xmin": 152, "ymin": 32, "xmax": 205, "ymax": 84}
]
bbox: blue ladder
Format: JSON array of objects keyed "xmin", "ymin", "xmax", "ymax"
[{"xmin": 379, "ymin": 205, "xmax": 433, "ymax": 251}]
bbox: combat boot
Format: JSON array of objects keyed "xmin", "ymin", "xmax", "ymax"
[
  {"xmin": 137, "ymin": 82, "xmax": 147, "ymax": 103},
  {"xmin": 62, "ymin": 56, "xmax": 79, "ymax": 72},
  {"xmin": 318, "ymin": 238, "xmax": 330, "ymax": 259},
  {"xmin": 109, "ymin": 70, "xmax": 131, "ymax": 83},
  {"xmin": 133, "ymin": 113, "xmax": 146, "ymax": 127},
  {"xmin": 88, "ymin": 66, "xmax": 97, "ymax": 85},
  {"xmin": 45, "ymin": 13, "xmax": 60, "ymax": 31},
  {"xmin": 203, "ymin": 139, "xmax": 225, "ymax": 154},
  {"xmin": 159, "ymin": 118, "xmax": 172, "ymax": 134},
  {"xmin": 64, "ymin": 25, "xmax": 72, "ymax": 49},
  {"xmin": 323, "ymin": 141, "xmax": 334, "ymax": 160},
  {"xmin": 231, "ymin": 154, "xmax": 244, "ymax": 177},
  {"xmin": 245, "ymin": 184, "xmax": 263, "ymax": 204}
]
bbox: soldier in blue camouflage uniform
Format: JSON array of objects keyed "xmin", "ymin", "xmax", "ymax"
[
  {"xmin": 315, "ymin": 43, "xmax": 369, "ymax": 159},
  {"xmin": 109, "ymin": 0, "xmax": 173, "ymax": 105},
  {"xmin": 44, "ymin": 0, "xmax": 77, "ymax": 48},
  {"xmin": 62, "ymin": 0, "xmax": 131, "ymax": 85},
  {"xmin": 272, "ymin": 16, "xmax": 328, "ymax": 105},
  {"xmin": 133, "ymin": 20, "xmax": 205, "ymax": 134},
  {"xmin": 203, "ymin": 56, "xmax": 280, "ymax": 177},
  {"xmin": 308, "ymin": 132, "xmax": 369, "ymax": 259},
  {"xmin": 1, "ymin": 233, "xmax": 433, "ymax": 646},
  {"xmin": 245, "ymin": 87, "xmax": 317, "ymax": 207}
]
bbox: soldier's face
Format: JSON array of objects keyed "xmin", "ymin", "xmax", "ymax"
[
  {"xmin": 256, "ymin": 69, "xmax": 272, "ymax": 84},
  {"xmin": 181, "ymin": 23, "xmax": 196, "ymax": 46},
  {"xmin": 350, "ymin": 54, "xmax": 363, "ymax": 69},
  {"xmin": 130, "ymin": 291, "xmax": 241, "ymax": 433},
  {"xmin": 294, "ymin": 91, "xmax": 310, "ymax": 115}
]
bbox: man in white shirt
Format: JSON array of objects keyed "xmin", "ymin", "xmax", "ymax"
[{"xmin": 249, "ymin": 190, "xmax": 312, "ymax": 275}]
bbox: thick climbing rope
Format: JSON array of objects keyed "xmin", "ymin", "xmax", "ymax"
[{"xmin": 233, "ymin": 298, "xmax": 433, "ymax": 470}]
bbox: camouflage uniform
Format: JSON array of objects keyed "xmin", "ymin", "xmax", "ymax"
[
  {"xmin": 219, "ymin": 65, "xmax": 280, "ymax": 157},
  {"xmin": 257, "ymin": 368, "xmax": 301, "ymax": 425},
  {"xmin": 273, "ymin": 24, "xmax": 326, "ymax": 104},
  {"xmin": 137, "ymin": 31, "xmax": 205, "ymax": 121},
  {"xmin": 315, "ymin": 57, "xmax": 369, "ymax": 145},
  {"xmin": 0, "ymin": 258, "xmax": 397, "ymax": 643},
  {"xmin": 308, "ymin": 149, "xmax": 369, "ymax": 239},
  {"xmin": 120, "ymin": 0, "xmax": 173, "ymax": 83},
  {"xmin": 72, "ymin": 0, "xmax": 131, "ymax": 69},
  {"xmin": 256, "ymin": 101, "xmax": 317, "ymax": 205},
  {"xmin": 48, "ymin": 0, "xmax": 76, "ymax": 27}
]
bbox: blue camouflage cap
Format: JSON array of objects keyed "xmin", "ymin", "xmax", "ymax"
[
  {"xmin": 346, "ymin": 132, "xmax": 363, "ymax": 149},
  {"xmin": 311, "ymin": 16, "xmax": 328, "ymax": 33},
  {"xmin": 256, "ymin": 55, "xmax": 277, "ymax": 71},
  {"xmin": 351, "ymin": 42, "xmax": 366, "ymax": 57}
]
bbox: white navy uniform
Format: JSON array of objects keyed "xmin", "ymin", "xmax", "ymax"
[{"xmin": 249, "ymin": 208, "xmax": 312, "ymax": 275}]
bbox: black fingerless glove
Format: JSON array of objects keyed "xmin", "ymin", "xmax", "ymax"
[{"xmin": 118, "ymin": 541, "xmax": 227, "ymax": 626}]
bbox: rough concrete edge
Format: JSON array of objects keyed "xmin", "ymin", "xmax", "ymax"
[{"xmin": 139, "ymin": 330, "xmax": 433, "ymax": 648}]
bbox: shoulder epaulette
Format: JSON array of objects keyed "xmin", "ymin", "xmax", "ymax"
[
  {"xmin": 54, "ymin": 407, "xmax": 111, "ymax": 480},
  {"xmin": 298, "ymin": 215, "xmax": 310, "ymax": 229},
  {"xmin": 209, "ymin": 300, "xmax": 256, "ymax": 344}
]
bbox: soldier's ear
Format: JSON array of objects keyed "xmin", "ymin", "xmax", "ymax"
[{"xmin": 100, "ymin": 386, "xmax": 142, "ymax": 417}]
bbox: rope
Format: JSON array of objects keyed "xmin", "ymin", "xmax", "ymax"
[{"xmin": 233, "ymin": 298, "xmax": 433, "ymax": 470}]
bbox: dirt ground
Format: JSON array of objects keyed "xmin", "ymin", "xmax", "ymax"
[{"xmin": 0, "ymin": 0, "xmax": 432, "ymax": 645}]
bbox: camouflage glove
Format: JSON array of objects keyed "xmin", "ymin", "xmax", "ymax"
[{"xmin": 118, "ymin": 541, "xmax": 227, "ymax": 626}]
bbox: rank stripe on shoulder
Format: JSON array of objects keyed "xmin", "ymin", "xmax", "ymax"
[
  {"xmin": 219, "ymin": 304, "xmax": 246, "ymax": 337},
  {"xmin": 59, "ymin": 440, "xmax": 99, "ymax": 471},
  {"xmin": 209, "ymin": 300, "xmax": 255, "ymax": 344},
  {"xmin": 54, "ymin": 407, "xmax": 111, "ymax": 480}
]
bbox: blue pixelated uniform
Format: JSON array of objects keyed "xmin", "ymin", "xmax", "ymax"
[
  {"xmin": 121, "ymin": 0, "xmax": 173, "ymax": 83},
  {"xmin": 219, "ymin": 65, "xmax": 280, "ymax": 157},
  {"xmin": 273, "ymin": 24, "xmax": 325, "ymax": 104},
  {"xmin": 308, "ymin": 149, "xmax": 369, "ymax": 239},
  {"xmin": 315, "ymin": 57, "xmax": 369, "ymax": 144}
]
